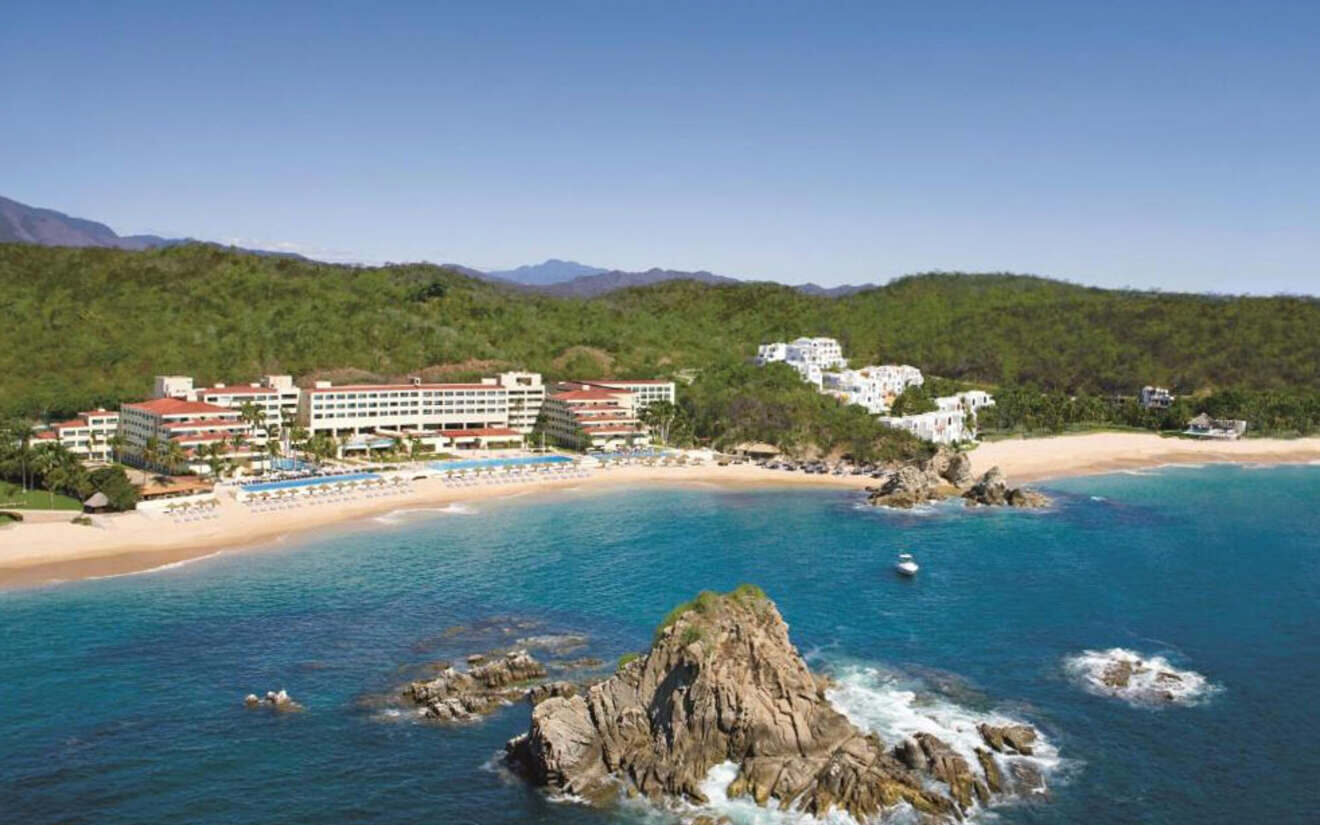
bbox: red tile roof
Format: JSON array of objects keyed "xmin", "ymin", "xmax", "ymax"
[{"xmin": 123, "ymin": 398, "xmax": 235, "ymax": 416}]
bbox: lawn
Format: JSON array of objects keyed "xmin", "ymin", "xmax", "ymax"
[{"xmin": 0, "ymin": 485, "xmax": 83, "ymax": 510}]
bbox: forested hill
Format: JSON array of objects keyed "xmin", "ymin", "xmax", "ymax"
[{"xmin": 0, "ymin": 242, "xmax": 1317, "ymax": 418}]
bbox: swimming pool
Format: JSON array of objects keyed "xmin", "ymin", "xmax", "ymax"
[
  {"xmin": 241, "ymin": 472, "xmax": 381, "ymax": 493},
  {"xmin": 428, "ymin": 455, "xmax": 573, "ymax": 472}
]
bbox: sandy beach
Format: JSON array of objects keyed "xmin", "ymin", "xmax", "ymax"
[{"xmin": 3, "ymin": 432, "xmax": 1318, "ymax": 589}]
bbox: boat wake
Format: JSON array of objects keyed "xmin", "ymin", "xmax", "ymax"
[{"xmin": 1063, "ymin": 648, "xmax": 1218, "ymax": 707}]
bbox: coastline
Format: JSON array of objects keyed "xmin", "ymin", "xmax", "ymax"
[{"xmin": 3, "ymin": 432, "xmax": 1318, "ymax": 590}]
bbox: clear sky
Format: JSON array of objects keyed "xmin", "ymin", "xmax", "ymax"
[{"xmin": 3, "ymin": 1, "xmax": 1317, "ymax": 293}]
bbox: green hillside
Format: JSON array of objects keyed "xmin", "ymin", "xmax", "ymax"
[{"xmin": 2, "ymin": 243, "xmax": 1318, "ymax": 441}]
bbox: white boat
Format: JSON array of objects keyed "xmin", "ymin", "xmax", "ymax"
[{"xmin": 895, "ymin": 553, "xmax": 919, "ymax": 576}]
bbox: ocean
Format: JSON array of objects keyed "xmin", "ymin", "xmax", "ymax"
[{"xmin": 2, "ymin": 464, "xmax": 1318, "ymax": 824}]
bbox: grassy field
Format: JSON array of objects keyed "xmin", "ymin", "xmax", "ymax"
[{"xmin": 0, "ymin": 486, "xmax": 83, "ymax": 510}]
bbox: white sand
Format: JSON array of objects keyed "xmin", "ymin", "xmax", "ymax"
[{"xmin": 3, "ymin": 434, "xmax": 1317, "ymax": 588}]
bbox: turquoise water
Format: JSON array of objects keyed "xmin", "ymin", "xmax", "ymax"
[
  {"xmin": 241, "ymin": 472, "xmax": 381, "ymax": 493},
  {"xmin": 429, "ymin": 455, "xmax": 573, "ymax": 471},
  {"xmin": 2, "ymin": 464, "xmax": 1318, "ymax": 823}
]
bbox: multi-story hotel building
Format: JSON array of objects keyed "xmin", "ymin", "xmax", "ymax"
[
  {"xmin": 119, "ymin": 398, "xmax": 260, "ymax": 472},
  {"xmin": 539, "ymin": 387, "xmax": 650, "ymax": 451},
  {"xmin": 33, "ymin": 408, "xmax": 120, "ymax": 462},
  {"xmin": 496, "ymin": 371, "xmax": 546, "ymax": 433},
  {"xmin": 298, "ymin": 378, "xmax": 511, "ymax": 436},
  {"xmin": 153, "ymin": 374, "xmax": 301, "ymax": 429},
  {"xmin": 554, "ymin": 379, "xmax": 676, "ymax": 411}
]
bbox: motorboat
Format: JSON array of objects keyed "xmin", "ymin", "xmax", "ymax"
[{"xmin": 895, "ymin": 553, "xmax": 919, "ymax": 576}]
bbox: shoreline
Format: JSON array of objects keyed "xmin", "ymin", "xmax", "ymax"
[{"xmin": 3, "ymin": 433, "xmax": 1318, "ymax": 590}]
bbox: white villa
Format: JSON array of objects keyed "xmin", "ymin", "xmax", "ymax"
[
  {"xmin": 755, "ymin": 337, "xmax": 848, "ymax": 387},
  {"xmin": 755, "ymin": 336, "xmax": 992, "ymax": 444},
  {"xmin": 822, "ymin": 365, "xmax": 925, "ymax": 414},
  {"xmin": 1140, "ymin": 385, "xmax": 1175, "ymax": 410}
]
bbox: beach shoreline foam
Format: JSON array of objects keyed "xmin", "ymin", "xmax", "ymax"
[{"xmin": 2, "ymin": 432, "xmax": 1318, "ymax": 589}]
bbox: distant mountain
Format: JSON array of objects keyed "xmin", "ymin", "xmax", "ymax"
[
  {"xmin": 0, "ymin": 195, "xmax": 305, "ymax": 259},
  {"xmin": 536, "ymin": 267, "xmax": 741, "ymax": 298},
  {"xmin": 794, "ymin": 282, "xmax": 878, "ymax": 298},
  {"xmin": 486, "ymin": 258, "xmax": 608, "ymax": 286}
]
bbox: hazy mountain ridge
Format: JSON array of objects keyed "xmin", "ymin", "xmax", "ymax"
[{"xmin": 0, "ymin": 195, "xmax": 306, "ymax": 259}]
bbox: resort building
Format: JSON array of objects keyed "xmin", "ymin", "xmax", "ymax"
[
  {"xmin": 879, "ymin": 410, "xmax": 971, "ymax": 445},
  {"xmin": 33, "ymin": 408, "xmax": 120, "ymax": 462},
  {"xmin": 1140, "ymin": 386, "xmax": 1175, "ymax": 410},
  {"xmin": 298, "ymin": 377, "xmax": 511, "ymax": 437},
  {"xmin": 153, "ymin": 374, "xmax": 302, "ymax": 429},
  {"xmin": 1185, "ymin": 413, "xmax": 1247, "ymax": 440},
  {"xmin": 496, "ymin": 371, "xmax": 546, "ymax": 433},
  {"xmin": 935, "ymin": 390, "xmax": 995, "ymax": 416},
  {"xmin": 822, "ymin": 365, "xmax": 925, "ymax": 414},
  {"xmin": 119, "ymin": 398, "xmax": 261, "ymax": 473},
  {"xmin": 539, "ymin": 387, "xmax": 650, "ymax": 451},
  {"xmin": 553, "ymin": 379, "xmax": 676, "ymax": 411},
  {"xmin": 755, "ymin": 337, "xmax": 848, "ymax": 387}
]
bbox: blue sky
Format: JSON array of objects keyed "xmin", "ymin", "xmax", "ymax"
[{"xmin": 3, "ymin": 1, "xmax": 1317, "ymax": 293}]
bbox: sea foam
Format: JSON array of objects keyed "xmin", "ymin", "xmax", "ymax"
[
  {"xmin": 670, "ymin": 662, "xmax": 1062, "ymax": 824},
  {"xmin": 1064, "ymin": 648, "xmax": 1218, "ymax": 707},
  {"xmin": 372, "ymin": 503, "xmax": 476, "ymax": 524}
]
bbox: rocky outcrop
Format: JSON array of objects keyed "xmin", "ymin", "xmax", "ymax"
[
  {"xmin": 867, "ymin": 447, "xmax": 975, "ymax": 508},
  {"xmin": 962, "ymin": 467, "xmax": 1050, "ymax": 508},
  {"xmin": 504, "ymin": 587, "xmax": 1036, "ymax": 821},
  {"xmin": 866, "ymin": 464, "xmax": 942, "ymax": 508},
  {"xmin": 244, "ymin": 689, "xmax": 301, "ymax": 711},
  {"xmin": 978, "ymin": 723, "xmax": 1037, "ymax": 755},
  {"xmin": 406, "ymin": 650, "xmax": 547, "ymax": 721}
]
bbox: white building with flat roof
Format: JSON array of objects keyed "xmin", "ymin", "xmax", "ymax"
[
  {"xmin": 879, "ymin": 410, "xmax": 971, "ymax": 445},
  {"xmin": 822, "ymin": 365, "xmax": 925, "ymax": 414},
  {"xmin": 1140, "ymin": 386, "xmax": 1175, "ymax": 410},
  {"xmin": 497, "ymin": 371, "xmax": 546, "ymax": 433},
  {"xmin": 935, "ymin": 390, "xmax": 995, "ymax": 415},
  {"xmin": 755, "ymin": 337, "xmax": 847, "ymax": 387},
  {"xmin": 298, "ymin": 378, "xmax": 510, "ymax": 436}
]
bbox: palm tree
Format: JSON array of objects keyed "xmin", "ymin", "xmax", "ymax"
[
  {"xmin": 203, "ymin": 442, "xmax": 226, "ymax": 478},
  {"xmin": 142, "ymin": 436, "xmax": 161, "ymax": 474},
  {"xmin": 165, "ymin": 441, "xmax": 188, "ymax": 475},
  {"xmin": 107, "ymin": 433, "xmax": 125, "ymax": 464},
  {"xmin": 9, "ymin": 420, "xmax": 35, "ymax": 492},
  {"xmin": 32, "ymin": 444, "xmax": 75, "ymax": 509}
]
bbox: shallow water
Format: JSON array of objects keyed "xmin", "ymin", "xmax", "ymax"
[{"xmin": 2, "ymin": 464, "xmax": 1318, "ymax": 823}]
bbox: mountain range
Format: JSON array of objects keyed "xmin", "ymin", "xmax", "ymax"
[{"xmin": 0, "ymin": 194, "xmax": 875, "ymax": 297}]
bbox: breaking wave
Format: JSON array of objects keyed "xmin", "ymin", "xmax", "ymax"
[
  {"xmin": 1064, "ymin": 648, "xmax": 1218, "ymax": 707},
  {"xmin": 372, "ymin": 503, "xmax": 476, "ymax": 524},
  {"xmin": 668, "ymin": 662, "xmax": 1063, "ymax": 824}
]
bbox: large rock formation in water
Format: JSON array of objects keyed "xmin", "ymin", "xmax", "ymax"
[
  {"xmin": 505, "ymin": 587, "xmax": 1035, "ymax": 821},
  {"xmin": 961, "ymin": 467, "xmax": 1049, "ymax": 508},
  {"xmin": 866, "ymin": 446, "xmax": 974, "ymax": 508}
]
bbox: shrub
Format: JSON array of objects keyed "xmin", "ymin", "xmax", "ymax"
[{"xmin": 616, "ymin": 652, "xmax": 640, "ymax": 670}]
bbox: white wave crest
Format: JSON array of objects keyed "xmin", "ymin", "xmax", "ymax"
[
  {"xmin": 826, "ymin": 665, "xmax": 1062, "ymax": 785},
  {"xmin": 372, "ymin": 503, "xmax": 477, "ymax": 524},
  {"xmin": 86, "ymin": 550, "xmax": 224, "ymax": 580},
  {"xmin": 673, "ymin": 664, "xmax": 1061, "ymax": 824},
  {"xmin": 1064, "ymin": 648, "xmax": 1218, "ymax": 707}
]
